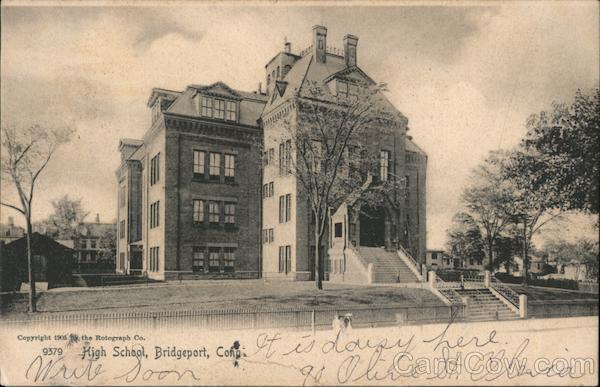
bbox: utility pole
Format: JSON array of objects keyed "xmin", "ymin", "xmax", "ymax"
[{"xmin": 522, "ymin": 214, "xmax": 528, "ymax": 286}]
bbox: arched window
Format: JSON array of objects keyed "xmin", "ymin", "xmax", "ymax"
[
  {"xmin": 276, "ymin": 66, "xmax": 280, "ymax": 78},
  {"xmin": 272, "ymin": 70, "xmax": 275, "ymax": 80}
]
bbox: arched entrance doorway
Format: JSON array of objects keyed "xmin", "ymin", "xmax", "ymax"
[{"xmin": 359, "ymin": 205, "xmax": 386, "ymax": 247}]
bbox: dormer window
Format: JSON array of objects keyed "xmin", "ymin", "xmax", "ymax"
[
  {"xmin": 151, "ymin": 100, "xmax": 161, "ymax": 124},
  {"xmin": 338, "ymin": 81, "xmax": 347, "ymax": 96},
  {"xmin": 201, "ymin": 96, "xmax": 213, "ymax": 117},
  {"xmin": 214, "ymin": 99, "xmax": 226, "ymax": 119},
  {"xmin": 337, "ymin": 80, "xmax": 358, "ymax": 100},
  {"xmin": 349, "ymin": 84, "xmax": 358, "ymax": 98},
  {"xmin": 199, "ymin": 94, "xmax": 238, "ymax": 122},
  {"xmin": 226, "ymin": 101, "xmax": 237, "ymax": 121}
]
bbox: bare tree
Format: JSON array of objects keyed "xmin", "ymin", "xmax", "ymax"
[
  {"xmin": 1, "ymin": 124, "xmax": 73, "ymax": 312},
  {"xmin": 277, "ymin": 80, "xmax": 406, "ymax": 289}
]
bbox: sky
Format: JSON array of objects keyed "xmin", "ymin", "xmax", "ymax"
[{"xmin": 1, "ymin": 2, "xmax": 598, "ymax": 249}]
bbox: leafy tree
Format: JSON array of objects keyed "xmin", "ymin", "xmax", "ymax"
[
  {"xmin": 521, "ymin": 89, "xmax": 599, "ymax": 214},
  {"xmin": 498, "ymin": 149, "xmax": 563, "ymax": 284},
  {"xmin": 48, "ymin": 195, "xmax": 89, "ymax": 239},
  {"xmin": 98, "ymin": 225, "xmax": 117, "ymax": 263},
  {"xmin": 492, "ymin": 229, "xmax": 524, "ymax": 270},
  {"xmin": 462, "ymin": 150, "xmax": 516, "ymax": 269},
  {"xmin": 446, "ymin": 212, "xmax": 485, "ymax": 268},
  {"xmin": 541, "ymin": 238, "xmax": 599, "ymax": 281},
  {"xmin": 278, "ymin": 80, "xmax": 406, "ymax": 289},
  {"xmin": 1, "ymin": 124, "xmax": 73, "ymax": 312}
]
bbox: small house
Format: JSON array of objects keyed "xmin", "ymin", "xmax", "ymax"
[{"xmin": 0, "ymin": 233, "xmax": 74, "ymax": 291}]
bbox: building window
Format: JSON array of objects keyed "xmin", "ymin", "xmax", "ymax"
[
  {"xmin": 348, "ymin": 83, "xmax": 358, "ymax": 99},
  {"xmin": 278, "ymin": 245, "xmax": 291, "ymax": 274},
  {"xmin": 193, "ymin": 247, "xmax": 205, "ymax": 273},
  {"xmin": 152, "ymin": 101, "xmax": 161, "ymax": 124},
  {"xmin": 208, "ymin": 201, "xmax": 220, "ymax": 224},
  {"xmin": 224, "ymin": 203, "xmax": 236, "ymax": 224},
  {"xmin": 223, "ymin": 247, "xmax": 235, "ymax": 272},
  {"xmin": 214, "ymin": 99, "xmax": 225, "ymax": 120},
  {"xmin": 226, "ymin": 101, "xmax": 237, "ymax": 121},
  {"xmin": 149, "ymin": 247, "xmax": 159, "ymax": 272},
  {"xmin": 279, "ymin": 142, "xmax": 284, "ymax": 174},
  {"xmin": 279, "ymin": 140, "xmax": 292, "ymax": 175},
  {"xmin": 119, "ymin": 185, "xmax": 126, "ymax": 208},
  {"xmin": 193, "ymin": 199, "xmax": 205, "ymax": 224},
  {"xmin": 193, "ymin": 150, "xmax": 205, "ymax": 178},
  {"xmin": 201, "ymin": 96, "xmax": 213, "ymax": 117},
  {"xmin": 119, "ymin": 220, "xmax": 125, "ymax": 239},
  {"xmin": 209, "ymin": 152, "xmax": 221, "ymax": 180},
  {"xmin": 150, "ymin": 153, "xmax": 160, "ymax": 186},
  {"xmin": 209, "ymin": 247, "xmax": 220, "ymax": 272},
  {"xmin": 279, "ymin": 194, "xmax": 291, "ymax": 223},
  {"xmin": 263, "ymin": 228, "xmax": 274, "ymax": 244},
  {"xmin": 379, "ymin": 150, "xmax": 390, "ymax": 181},
  {"xmin": 119, "ymin": 252, "xmax": 125, "ymax": 270},
  {"xmin": 338, "ymin": 81, "xmax": 348, "ymax": 97},
  {"xmin": 150, "ymin": 201, "xmax": 160, "ymax": 228},
  {"xmin": 263, "ymin": 148, "xmax": 274, "ymax": 166},
  {"xmin": 90, "ymin": 240, "xmax": 97, "ymax": 249},
  {"xmin": 285, "ymin": 140, "xmax": 291, "ymax": 174},
  {"xmin": 224, "ymin": 154, "xmax": 235, "ymax": 182},
  {"xmin": 263, "ymin": 182, "xmax": 274, "ymax": 198},
  {"xmin": 334, "ymin": 222, "xmax": 343, "ymax": 238}
]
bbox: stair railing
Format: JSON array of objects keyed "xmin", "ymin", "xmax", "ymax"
[
  {"xmin": 434, "ymin": 277, "xmax": 464, "ymax": 305},
  {"xmin": 490, "ymin": 277, "xmax": 520, "ymax": 307},
  {"xmin": 397, "ymin": 245, "xmax": 424, "ymax": 281}
]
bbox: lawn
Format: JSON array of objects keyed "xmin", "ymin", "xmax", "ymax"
[
  {"xmin": 0, "ymin": 280, "xmax": 443, "ymax": 318},
  {"xmin": 508, "ymin": 284, "xmax": 598, "ymax": 301}
]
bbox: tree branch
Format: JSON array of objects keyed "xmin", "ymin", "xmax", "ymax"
[{"xmin": 0, "ymin": 201, "xmax": 25, "ymax": 214}]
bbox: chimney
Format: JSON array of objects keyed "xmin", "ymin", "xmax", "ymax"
[
  {"xmin": 95, "ymin": 213, "xmax": 100, "ymax": 223},
  {"xmin": 258, "ymin": 82, "xmax": 262, "ymax": 94},
  {"xmin": 343, "ymin": 34, "xmax": 358, "ymax": 67},
  {"xmin": 312, "ymin": 25, "xmax": 327, "ymax": 63},
  {"xmin": 284, "ymin": 41, "xmax": 291, "ymax": 53},
  {"xmin": 8, "ymin": 216, "xmax": 14, "ymax": 227}
]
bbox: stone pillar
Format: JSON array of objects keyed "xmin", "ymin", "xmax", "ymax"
[
  {"xmin": 384, "ymin": 219, "xmax": 392, "ymax": 250},
  {"xmin": 428, "ymin": 270, "xmax": 436, "ymax": 289},
  {"xmin": 519, "ymin": 294, "xmax": 528, "ymax": 319},
  {"xmin": 484, "ymin": 271, "xmax": 491, "ymax": 287},
  {"xmin": 462, "ymin": 296, "xmax": 470, "ymax": 319},
  {"xmin": 421, "ymin": 264, "xmax": 428, "ymax": 280}
]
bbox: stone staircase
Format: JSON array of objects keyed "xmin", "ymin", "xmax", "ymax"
[
  {"xmin": 356, "ymin": 247, "xmax": 420, "ymax": 283},
  {"xmin": 455, "ymin": 288, "xmax": 519, "ymax": 321}
]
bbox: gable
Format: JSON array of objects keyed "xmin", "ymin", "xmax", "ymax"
[
  {"xmin": 193, "ymin": 82, "xmax": 242, "ymax": 100},
  {"xmin": 323, "ymin": 66, "xmax": 376, "ymax": 86}
]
